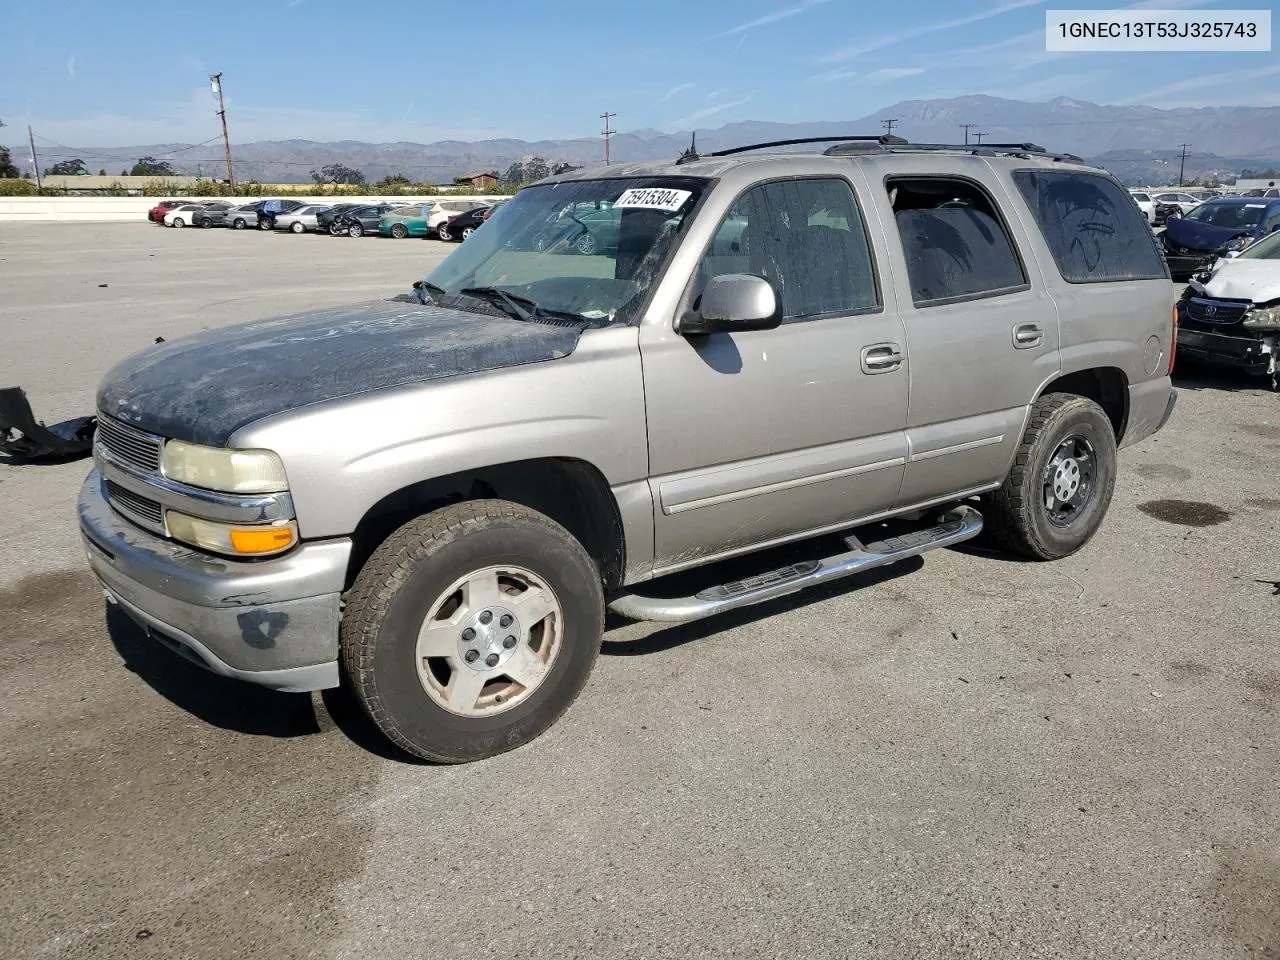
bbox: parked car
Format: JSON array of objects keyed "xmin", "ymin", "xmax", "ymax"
[
  {"xmin": 1176, "ymin": 228, "xmax": 1280, "ymax": 386},
  {"xmin": 147, "ymin": 200, "xmax": 187, "ymax": 224},
  {"xmin": 225, "ymin": 204, "xmax": 260, "ymax": 230},
  {"xmin": 252, "ymin": 199, "xmax": 308, "ymax": 231},
  {"xmin": 530, "ymin": 200, "xmax": 623, "ymax": 254},
  {"xmin": 81, "ymin": 139, "xmax": 1176, "ymax": 763},
  {"xmin": 1161, "ymin": 197, "xmax": 1280, "ymax": 279},
  {"xmin": 1129, "ymin": 191, "xmax": 1156, "ymax": 225},
  {"xmin": 438, "ymin": 205, "xmax": 491, "ymax": 241},
  {"xmin": 333, "ymin": 204, "xmax": 398, "ymax": 237},
  {"xmin": 377, "ymin": 202, "xmax": 439, "ymax": 238},
  {"xmin": 1152, "ymin": 192, "xmax": 1203, "ymax": 224},
  {"xmin": 482, "ymin": 199, "xmax": 507, "ymax": 222},
  {"xmin": 315, "ymin": 204, "xmax": 365, "ymax": 235},
  {"xmin": 273, "ymin": 204, "xmax": 331, "ymax": 233},
  {"xmin": 426, "ymin": 199, "xmax": 490, "ymax": 239},
  {"xmin": 195, "ymin": 202, "xmax": 238, "ymax": 228},
  {"xmin": 163, "ymin": 203, "xmax": 209, "ymax": 228}
]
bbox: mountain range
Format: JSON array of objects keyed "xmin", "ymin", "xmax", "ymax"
[{"xmin": 12, "ymin": 96, "xmax": 1280, "ymax": 185}]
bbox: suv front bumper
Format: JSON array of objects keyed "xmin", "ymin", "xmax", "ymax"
[{"xmin": 78, "ymin": 469, "xmax": 349, "ymax": 692}]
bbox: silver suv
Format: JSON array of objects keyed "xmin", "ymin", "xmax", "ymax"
[{"xmin": 80, "ymin": 136, "xmax": 1177, "ymax": 763}]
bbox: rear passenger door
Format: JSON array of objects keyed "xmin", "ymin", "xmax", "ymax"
[{"xmin": 873, "ymin": 164, "xmax": 1061, "ymax": 507}]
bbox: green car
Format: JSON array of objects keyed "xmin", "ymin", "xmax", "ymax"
[{"xmin": 378, "ymin": 202, "xmax": 436, "ymax": 239}]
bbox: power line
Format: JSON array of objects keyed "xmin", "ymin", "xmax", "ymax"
[
  {"xmin": 973, "ymin": 131, "xmax": 987, "ymax": 144},
  {"xmin": 600, "ymin": 111, "xmax": 616, "ymax": 166}
]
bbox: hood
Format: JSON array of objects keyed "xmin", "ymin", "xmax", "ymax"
[
  {"xmin": 1165, "ymin": 214, "xmax": 1250, "ymax": 252},
  {"xmin": 97, "ymin": 299, "xmax": 586, "ymax": 445},
  {"xmin": 1197, "ymin": 258, "xmax": 1280, "ymax": 303}
]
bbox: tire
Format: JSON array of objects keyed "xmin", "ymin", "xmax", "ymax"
[
  {"xmin": 259, "ymin": 217, "xmax": 274, "ymax": 231},
  {"xmin": 435, "ymin": 223, "xmax": 450, "ymax": 241},
  {"xmin": 290, "ymin": 221, "xmax": 305, "ymax": 234},
  {"xmin": 460, "ymin": 226, "xmax": 475, "ymax": 241},
  {"xmin": 574, "ymin": 232, "xmax": 597, "ymax": 255},
  {"xmin": 233, "ymin": 218, "xmax": 246, "ymax": 230},
  {"xmin": 983, "ymin": 394, "xmax": 1118, "ymax": 561},
  {"xmin": 172, "ymin": 218, "xmax": 186, "ymax": 228},
  {"xmin": 198, "ymin": 217, "xmax": 213, "ymax": 228},
  {"xmin": 328, "ymin": 222, "xmax": 341, "ymax": 236},
  {"xmin": 341, "ymin": 500, "xmax": 604, "ymax": 763},
  {"xmin": 390, "ymin": 223, "xmax": 408, "ymax": 239},
  {"xmin": 348, "ymin": 223, "xmax": 364, "ymax": 238}
]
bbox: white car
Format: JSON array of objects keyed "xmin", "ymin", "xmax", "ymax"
[
  {"xmin": 163, "ymin": 203, "xmax": 207, "ymax": 228},
  {"xmin": 1129, "ymin": 191, "xmax": 1156, "ymax": 224},
  {"xmin": 1154, "ymin": 193, "xmax": 1203, "ymax": 219},
  {"xmin": 273, "ymin": 204, "xmax": 331, "ymax": 233}
]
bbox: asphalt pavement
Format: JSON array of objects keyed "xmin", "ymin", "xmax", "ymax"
[{"xmin": 1, "ymin": 223, "xmax": 1277, "ymax": 960}]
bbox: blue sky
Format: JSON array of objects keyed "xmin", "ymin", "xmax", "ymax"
[{"xmin": 1, "ymin": 0, "xmax": 1275, "ymax": 147}]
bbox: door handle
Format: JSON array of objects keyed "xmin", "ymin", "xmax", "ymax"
[
  {"xmin": 861, "ymin": 343, "xmax": 904, "ymax": 374},
  {"xmin": 1012, "ymin": 322, "xmax": 1044, "ymax": 349}
]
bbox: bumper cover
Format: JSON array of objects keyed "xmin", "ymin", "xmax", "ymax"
[
  {"xmin": 79, "ymin": 470, "xmax": 349, "ymax": 691},
  {"xmin": 1119, "ymin": 377, "xmax": 1177, "ymax": 449},
  {"xmin": 1165, "ymin": 253, "xmax": 1214, "ymax": 276},
  {"xmin": 1177, "ymin": 327, "xmax": 1274, "ymax": 374}
]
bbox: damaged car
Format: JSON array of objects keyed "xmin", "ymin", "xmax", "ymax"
[
  {"xmin": 1176, "ymin": 227, "xmax": 1280, "ymax": 387},
  {"xmin": 1162, "ymin": 196, "xmax": 1280, "ymax": 279}
]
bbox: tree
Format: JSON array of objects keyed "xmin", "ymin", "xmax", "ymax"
[
  {"xmin": 46, "ymin": 158, "xmax": 88, "ymax": 176},
  {"xmin": 310, "ymin": 163, "xmax": 366, "ymax": 186},
  {"xmin": 0, "ymin": 118, "xmax": 13, "ymax": 179},
  {"xmin": 97, "ymin": 168, "xmax": 106, "ymax": 176},
  {"xmin": 503, "ymin": 156, "xmax": 551, "ymax": 184},
  {"xmin": 377, "ymin": 173, "xmax": 413, "ymax": 187},
  {"xmin": 131, "ymin": 157, "xmax": 175, "ymax": 177}
]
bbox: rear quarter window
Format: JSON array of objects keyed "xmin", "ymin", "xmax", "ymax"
[{"xmin": 1013, "ymin": 170, "xmax": 1167, "ymax": 283}]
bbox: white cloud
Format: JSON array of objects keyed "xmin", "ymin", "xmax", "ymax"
[
  {"xmin": 1119, "ymin": 64, "xmax": 1280, "ymax": 104},
  {"xmin": 666, "ymin": 95, "xmax": 755, "ymax": 130},
  {"xmin": 718, "ymin": 0, "xmax": 832, "ymax": 37},
  {"xmin": 66, "ymin": 55, "xmax": 75, "ymax": 78},
  {"xmin": 814, "ymin": 0, "xmax": 1044, "ymax": 64},
  {"xmin": 864, "ymin": 67, "xmax": 926, "ymax": 83},
  {"xmin": 656, "ymin": 83, "xmax": 695, "ymax": 105}
]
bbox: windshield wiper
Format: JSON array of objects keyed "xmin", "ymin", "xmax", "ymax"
[{"xmin": 458, "ymin": 286, "xmax": 541, "ymax": 323}]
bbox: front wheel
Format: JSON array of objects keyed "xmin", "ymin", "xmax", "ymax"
[
  {"xmin": 340, "ymin": 500, "xmax": 604, "ymax": 763},
  {"xmin": 328, "ymin": 222, "xmax": 341, "ymax": 236},
  {"xmin": 460, "ymin": 226, "xmax": 475, "ymax": 241},
  {"xmin": 290, "ymin": 221, "xmax": 305, "ymax": 233},
  {"xmin": 198, "ymin": 217, "xmax": 213, "ymax": 228},
  {"xmin": 390, "ymin": 223, "xmax": 408, "ymax": 239},
  {"xmin": 983, "ymin": 394, "xmax": 1117, "ymax": 561},
  {"xmin": 172, "ymin": 218, "xmax": 185, "ymax": 228},
  {"xmin": 259, "ymin": 217, "xmax": 274, "ymax": 231},
  {"xmin": 232, "ymin": 218, "xmax": 246, "ymax": 229}
]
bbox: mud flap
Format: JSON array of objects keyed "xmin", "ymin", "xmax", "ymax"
[{"xmin": 0, "ymin": 387, "xmax": 97, "ymax": 461}]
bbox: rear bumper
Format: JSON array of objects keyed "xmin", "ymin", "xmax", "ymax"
[
  {"xmin": 1177, "ymin": 327, "xmax": 1274, "ymax": 374},
  {"xmin": 79, "ymin": 470, "xmax": 348, "ymax": 692}
]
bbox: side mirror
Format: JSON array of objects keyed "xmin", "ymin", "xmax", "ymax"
[{"xmin": 680, "ymin": 274, "xmax": 782, "ymax": 337}]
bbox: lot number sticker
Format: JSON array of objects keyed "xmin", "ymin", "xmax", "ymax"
[{"xmin": 614, "ymin": 188, "xmax": 692, "ymax": 211}]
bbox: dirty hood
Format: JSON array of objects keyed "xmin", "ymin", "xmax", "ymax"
[
  {"xmin": 1164, "ymin": 214, "xmax": 1250, "ymax": 252},
  {"xmin": 97, "ymin": 299, "xmax": 586, "ymax": 445},
  {"xmin": 1195, "ymin": 258, "xmax": 1280, "ymax": 303}
]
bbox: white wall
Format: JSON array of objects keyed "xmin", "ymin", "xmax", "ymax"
[{"xmin": 0, "ymin": 196, "xmax": 511, "ymax": 223}]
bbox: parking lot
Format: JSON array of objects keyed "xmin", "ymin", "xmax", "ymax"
[{"xmin": 2, "ymin": 223, "xmax": 1278, "ymax": 959}]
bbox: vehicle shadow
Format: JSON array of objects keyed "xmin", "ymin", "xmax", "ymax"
[
  {"xmin": 1174, "ymin": 363, "xmax": 1273, "ymax": 394},
  {"xmin": 106, "ymin": 603, "xmax": 322, "ymax": 739},
  {"xmin": 602, "ymin": 554, "xmax": 925, "ymax": 657}
]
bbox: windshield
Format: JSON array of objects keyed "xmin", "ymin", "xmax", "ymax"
[
  {"xmin": 1240, "ymin": 230, "xmax": 1280, "ymax": 260},
  {"xmin": 1184, "ymin": 201, "xmax": 1266, "ymax": 229},
  {"xmin": 424, "ymin": 177, "xmax": 708, "ymax": 325}
]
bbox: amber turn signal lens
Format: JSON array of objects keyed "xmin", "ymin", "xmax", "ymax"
[{"xmin": 229, "ymin": 526, "xmax": 297, "ymax": 555}]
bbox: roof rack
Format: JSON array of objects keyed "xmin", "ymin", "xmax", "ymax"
[{"xmin": 674, "ymin": 134, "xmax": 1087, "ymax": 167}]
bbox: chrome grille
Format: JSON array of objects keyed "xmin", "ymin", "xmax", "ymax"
[
  {"xmin": 1187, "ymin": 297, "xmax": 1249, "ymax": 325},
  {"xmin": 96, "ymin": 415, "xmax": 162, "ymax": 473},
  {"xmin": 105, "ymin": 480, "xmax": 164, "ymax": 528}
]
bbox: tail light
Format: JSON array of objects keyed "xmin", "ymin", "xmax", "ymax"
[
  {"xmin": 1168, "ymin": 302, "xmax": 1178, "ymax": 375},
  {"xmin": 447, "ymin": 215, "xmax": 458, "ymax": 223}
]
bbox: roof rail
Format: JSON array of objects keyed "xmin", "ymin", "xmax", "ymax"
[
  {"xmin": 824, "ymin": 140, "xmax": 1086, "ymax": 164},
  {"xmin": 703, "ymin": 134, "xmax": 907, "ymax": 159}
]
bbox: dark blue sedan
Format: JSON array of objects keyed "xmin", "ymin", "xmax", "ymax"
[{"xmin": 1162, "ymin": 197, "xmax": 1280, "ymax": 279}]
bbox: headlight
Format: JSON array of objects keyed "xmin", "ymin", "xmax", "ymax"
[
  {"xmin": 1243, "ymin": 305, "xmax": 1280, "ymax": 330},
  {"xmin": 166, "ymin": 511, "xmax": 297, "ymax": 557},
  {"xmin": 160, "ymin": 439, "xmax": 289, "ymax": 494},
  {"xmin": 1224, "ymin": 235, "xmax": 1252, "ymax": 252}
]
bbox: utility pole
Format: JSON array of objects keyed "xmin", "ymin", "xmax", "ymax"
[
  {"xmin": 210, "ymin": 73, "xmax": 235, "ymax": 189},
  {"xmin": 973, "ymin": 131, "xmax": 987, "ymax": 145},
  {"xmin": 882, "ymin": 118, "xmax": 899, "ymax": 137},
  {"xmin": 960, "ymin": 122, "xmax": 976, "ymax": 145},
  {"xmin": 1177, "ymin": 143, "xmax": 1191, "ymax": 186},
  {"xmin": 600, "ymin": 111, "xmax": 616, "ymax": 166},
  {"xmin": 27, "ymin": 125, "xmax": 42, "ymax": 190}
]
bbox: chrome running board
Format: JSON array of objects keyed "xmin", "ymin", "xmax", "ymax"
[{"xmin": 608, "ymin": 505, "xmax": 983, "ymax": 623}]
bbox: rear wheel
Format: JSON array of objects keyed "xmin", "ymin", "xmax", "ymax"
[
  {"xmin": 983, "ymin": 394, "xmax": 1117, "ymax": 561},
  {"xmin": 259, "ymin": 216, "xmax": 274, "ymax": 230},
  {"xmin": 172, "ymin": 218, "xmax": 186, "ymax": 228},
  {"xmin": 198, "ymin": 217, "xmax": 213, "ymax": 228},
  {"xmin": 390, "ymin": 223, "xmax": 408, "ymax": 239},
  {"xmin": 340, "ymin": 500, "xmax": 604, "ymax": 763},
  {"xmin": 574, "ymin": 232, "xmax": 597, "ymax": 255},
  {"xmin": 348, "ymin": 222, "xmax": 364, "ymax": 238},
  {"xmin": 460, "ymin": 226, "xmax": 475, "ymax": 241},
  {"xmin": 435, "ymin": 223, "xmax": 450, "ymax": 241},
  {"xmin": 232, "ymin": 218, "xmax": 246, "ymax": 230},
  {"xmin": 290, "ymin": 221, "xmax": 305, "ymax": 233}
]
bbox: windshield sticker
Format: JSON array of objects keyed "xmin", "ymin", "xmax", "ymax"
[{"xmin": 614, "ymin": 188, "xmax": 692, "ymax": 212}]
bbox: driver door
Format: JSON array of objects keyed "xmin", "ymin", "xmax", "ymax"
[{"xmin": 639, "ymin": 174, "xmax": 910, "ymax": 575}]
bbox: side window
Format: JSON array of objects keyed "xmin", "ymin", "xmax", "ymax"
[
  {"xmin": 1013, "ymin": 170, "xmax": 1166, "ymax": 283},
  {"xmin": 694, "ymin": 177, "xmax": 879, "ymax": 321},
  {"xmin": 887, "ymin": 177, "xmax": 1028, "ymax": 306},
  {"xmin": 1263, "ymin": 207, "xmax": 1280, "ymax": 234}
]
